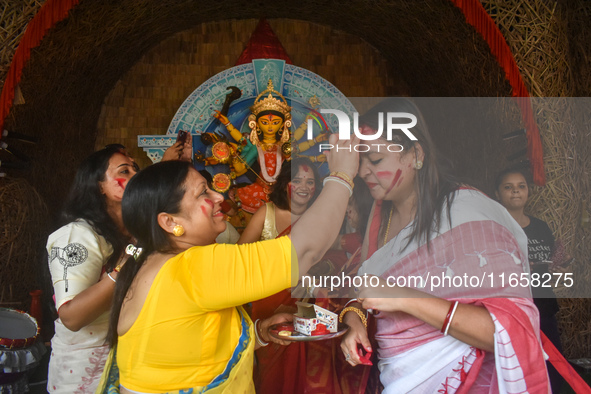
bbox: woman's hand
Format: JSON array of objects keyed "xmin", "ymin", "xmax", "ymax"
[
  {"xmin": 325, "ymin": 133, "xmax": 359, "ymax": 180},
  {"xmin": 357, "ymin": 276, "xmax": 496, "ymax": 352},
  {"xmin": 340, "ymin": 307, "xmax": 371, "ymax": 366},
  {"xmin": 289, "ymin": 134, "xmax": 359, "ymax": 276},
  {"xmin": 179, "ymin": 132, "xmax": 193, "ymax": 161},
  {"xmin": 356, "ymin": 275, "xmax": 413, "ymax": 313},
  {"xmin": 162, "ymin": 133, "xmax": 193, "ymax": 162},
  {"xmin": 259, "ymin": 313, "xmax": 294, "ymax": 346}
]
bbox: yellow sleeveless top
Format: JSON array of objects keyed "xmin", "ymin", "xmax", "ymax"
[{"xmin": 117, "ymin": 237, "xmax": 296, "ymax": 392}]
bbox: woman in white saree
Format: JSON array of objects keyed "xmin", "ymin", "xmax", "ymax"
[{"xmin": 339, "ymin": 98, "xmax": 550, "ymax": 393}]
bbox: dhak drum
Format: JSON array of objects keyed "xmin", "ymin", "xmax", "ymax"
[
  {"xmin": 0, "ymin": 308, "xmax": 43, "ymax": 391},
  {"xmin": 0, "ymin": 308, "xmax": 39, "ymax": 349}
]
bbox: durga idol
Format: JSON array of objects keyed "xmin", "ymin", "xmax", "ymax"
[{"xmin": 214, "ymin": 79, "xmax": 293, "ymax": 214}]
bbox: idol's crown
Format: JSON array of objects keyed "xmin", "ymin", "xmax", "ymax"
[{"xmin": 251, "ymin": 79, "xmax": 291, "ymax": 117}]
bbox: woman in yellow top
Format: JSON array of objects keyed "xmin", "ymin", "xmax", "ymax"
[{"xmin": 97, "ymin": 134, "xmax": 358, "ymax": 393}]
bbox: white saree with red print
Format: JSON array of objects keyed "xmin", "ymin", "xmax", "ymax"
[{"xmin": 358, "ymin": 188, "xmax": 550, "ymax": 393}]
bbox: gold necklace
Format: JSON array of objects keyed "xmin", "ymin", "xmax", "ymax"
[
  {"xmin": 384, "ymin": 206, "xmax": 394, "ymax": 246},
  {"xmin": 261, "ymin": 143, "xmax": 278, "ymax": 152}
]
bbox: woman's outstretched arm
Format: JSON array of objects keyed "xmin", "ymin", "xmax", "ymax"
[{"xmin": 290, "ymin": 135, "xmax": 359, "ymax": 275}]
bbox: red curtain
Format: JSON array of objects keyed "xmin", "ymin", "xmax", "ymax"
[
  {"xmin": 0, "ymin": 3, "xmax": 545, "ymax": 185},
  {"xmin": 0, "ymin": 0, "xmax": 80, "ymax": 140},
  {"xmin": 449, "ymin": 0, "xmax": 546, "ymax": 185}
]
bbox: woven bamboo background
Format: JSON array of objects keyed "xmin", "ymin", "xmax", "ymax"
[
  {"xmin": 3, "ymin": 0, "xmax": 510, "ymax": 217},
  {"xmin": 481, "ymin": 0, "xmax": 591, "ymax": 358},
  {"xmin": 0, "ymin": 177, "xmax": 48, "ymax": 307},
  {"xmin": 95, "ymin": 19, "xmax": 405, "ymax": 170},
  {"xmin": 0, "ymin": 0, "xmax": 44, "ymax": 93},
  {"xmin": 0, "ymin": 0, "xmax": 589, "ymax": 358}
]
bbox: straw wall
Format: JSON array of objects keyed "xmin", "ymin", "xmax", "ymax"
[
  {"xmin": 0, "ymin": 177, "xmax": 48, "ymax": 308},
  {"xmin": 0, "ymin": 0, "xmax": 589, "ymax": 358},
  {"xmin": 95, "ymin": 19, "xmax": 404, "ymax": 170},
  {"xmin": 482, "ymin": 0, "xmax": 591, "ymax": 358},
  {"xmin": 0, "ymin": 0, "xmax": 45, "ymax": 93},
  {"xmin": 4, "ymin": 0, "xmax": 514, "ymax": 220}
]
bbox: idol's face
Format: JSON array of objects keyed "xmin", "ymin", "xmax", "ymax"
[{"xmin": 257, "ymin": 114, "xmax": 284, "ymax": 139}]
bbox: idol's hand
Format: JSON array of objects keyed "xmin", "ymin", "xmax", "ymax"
[
  {"xmin": 315, "ymin": 132, "xmax": 330, "ymax": 143},
  {"xmin": 325, "ymin": 133, "xmax": 359, "ymax": 180},
  {"xmin": 213, "ymin": 110, "xmax": 230, "ymax": 126}
]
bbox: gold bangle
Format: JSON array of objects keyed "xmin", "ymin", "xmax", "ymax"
[
  {"xmin": 339, "ymin": 306, "xmax": 367, "ymax": 328},
  {"xmin": 330, "ymin": 171, "xmax": 354, "ymax": 189}
]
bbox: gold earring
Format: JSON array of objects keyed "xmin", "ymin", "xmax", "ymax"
[
  {"xmin": 173, "ymin": 224, "xmax": 185, "ymax": 237},
  {"xmin": 415, "ymin": 160, "xmax": 423, "ymax": 170}
]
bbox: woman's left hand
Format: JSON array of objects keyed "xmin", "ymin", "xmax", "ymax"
[
  {"xmin": 358, "ymin": 276, "xmax": 496, "ymax": 352},
  {"xmin": 259, "ymin": 313, "xmax": 294, "ymax": 346},
  {"xmin": 179, "ymin": 132, "xmax": 193, "ymax": 162},
  {"xmin": 162, "ymin": 133, "xmax": 193, "ymax": 162},
  {"xmin": 357, "ymin": 275, "xmax": 416, "ymax": 314}
]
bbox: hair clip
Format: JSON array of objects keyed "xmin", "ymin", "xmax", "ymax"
[{"xmin": 125, "ymin": 244, "xmax": 143, "ymax": 260}]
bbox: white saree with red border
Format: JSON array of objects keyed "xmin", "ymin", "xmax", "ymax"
[{"xmin": 358, "ymin": 188, "xmax": 550, "ymax": 393}]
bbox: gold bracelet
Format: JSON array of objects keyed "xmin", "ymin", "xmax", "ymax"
[
  {"xmin": 339, "ymin": 306, "xmax": 367, "ymax": 328},
  {"xmin": 330, "ymin": 171, "xmax": 355, "ymax": 189}
]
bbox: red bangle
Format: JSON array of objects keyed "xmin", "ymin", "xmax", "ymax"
[{"xmin": 441, "ymin": 301, "xmax": 458, "ymax": 334}]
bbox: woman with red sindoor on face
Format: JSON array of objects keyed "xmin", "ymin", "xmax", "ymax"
[
  {"xmin": 46, "ymin": 140, "xmax": 191, "ymax": 394},
  {"xmin": 237, "ymin": 157, "xmax": 319, "ymax": 394},
  {"xmin": 339, "ymin": 98, "xmax": 550, "ymax": 393}
]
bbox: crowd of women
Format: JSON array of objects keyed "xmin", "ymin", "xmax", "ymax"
[{"xmin": 44, "ymin": 97, "xmax": 574, "ymax": 393}]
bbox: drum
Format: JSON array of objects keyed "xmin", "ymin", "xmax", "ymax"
[
  {"xmin": 0, "ymin": 308, "xmax": 40, "ymax": 349},
  {"xmin": 0, "ymin": 308, "xmax": 44, "ymax": 390}
]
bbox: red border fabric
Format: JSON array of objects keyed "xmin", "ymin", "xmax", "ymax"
[
  {"xmin": 0, "ymin": 0, "xmax": 80, "ymax": 140},
  {"xmin": 0, "ymin": 4, "xmax": 544, "ymax": 185},
  {"xmin": 449, "ymin": 0, "xmax": 546, "ymax": 185}
]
